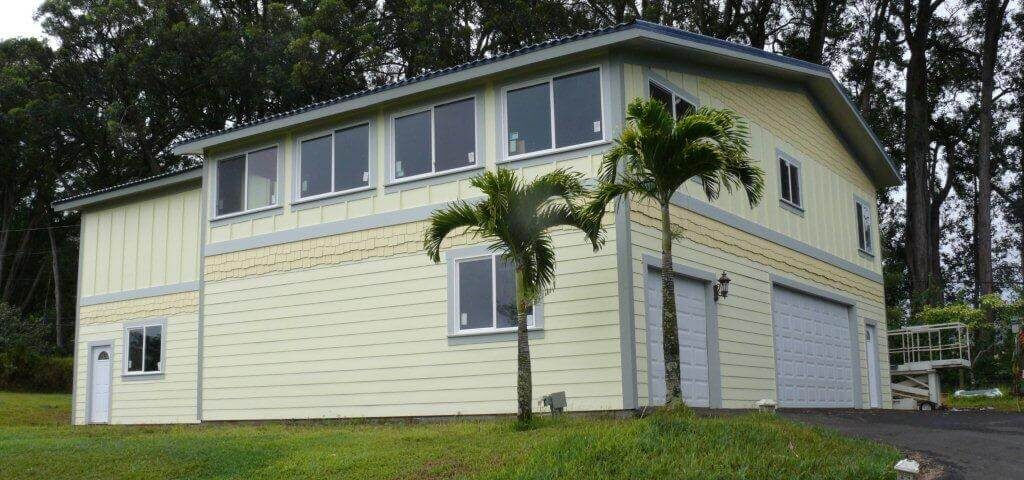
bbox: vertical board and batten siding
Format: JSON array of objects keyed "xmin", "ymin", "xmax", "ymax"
[
  {"xmin": 73, "ymin": 292, "xmax": 200, "ymax": 424},
  {"xmin": 79, "ymin": 188, "xmax": 201, "ymax": 297},
  {"xmin": 623, "ymin": 60, "xmax": 891, "ymax": 409}
]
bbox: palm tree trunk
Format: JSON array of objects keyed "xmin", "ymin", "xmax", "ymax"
[
  {"xmin": 515, "ymin": 267, "xmax": 533, "ymax": 425},
  {"xmin": 660, "ymin": 201, "xmax": 682, "ymax": 404}
]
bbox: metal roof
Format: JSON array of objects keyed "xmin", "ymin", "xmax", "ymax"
[{"xmin": 52, "ymin": 165, "xmax": 202, "ymax": 212}]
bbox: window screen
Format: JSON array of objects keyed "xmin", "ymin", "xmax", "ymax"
[
  {"xmin": 334, "ymin": 124, "xmax": 370, "ymax": 191},
  {"xmin": 246, "ymin": 147, "xmax": 278, "ymax": 209},
  {"xmin": 434, "ymin": 98, "xmax": 476, "ymax": 173},
  {"xmin": 300, "ymin": 135, "xmax": 332, "ymax": 198},
  {"xmin": 394, "ymin": 110, "xmax": 432, "ymax": 179},
  {"xmin": 553, "ymin": 69, "xmax": 602, "ymax": 148},
  {"xmin": 144, "ymin": 325, "xmax": 162, "ymax": 372},
  {"xmin": 458, "ymin": 258, "xmax": 493, "ymax": 330},
  {"xmin": 216, "ymin": 155, "xmax": 245, "ymax": 216},
  {"xmin": 127, "ymin": 328, "xmax": 143, "ymax": 372},
  {"xmin": 506, "ymin": 83, "xmax": 552, "ymax": 156},
  {"xmin": 779, "ymin": 157, "xmax": 801, "ymax": 207}
]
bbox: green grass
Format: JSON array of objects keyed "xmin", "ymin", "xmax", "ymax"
[
  {"xmin": 947, "ymin": 387, "xmax": 1024, "ymax": 412},
  {"xmin": 0, "ymin": 392, "xmax": 900, "ymax": 479}
]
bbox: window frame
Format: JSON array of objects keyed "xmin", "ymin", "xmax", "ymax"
[
  {"xmin": 446, "ymin": 246, "xmax": 544, "ymax": 337},
  {"xmin": 645, "ymin": 74, "xmax": 699, "ymax": 121},
  {"xmin": 121, "ymin": 318, "xmax": 167, "ymax": 377},
  {"xmin": 210, "ymin": 142, "xmax": 282, "ymax": 221},
  {"xmin": 777, "ymin": 151, "xmax": 804, "ymax": 212},
  {"xmin": 293, "ymin": 119, "xmax": 375, "ymax": 205},
  {"xmin": 855, "ymin": 196, "xmax": 874, "ymax": 255},
  {"xmin": 387, "ymin": 95, "xmax": 481, "ymax": 185},
  {"xmin": 500, "ymin": 65, "xmax": 608, "ymax": 162}
]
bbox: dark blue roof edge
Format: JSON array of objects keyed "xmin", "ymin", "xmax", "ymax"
[{"xmin": 53, "ymin": 164, "xmax": 203, "ymax": 208}]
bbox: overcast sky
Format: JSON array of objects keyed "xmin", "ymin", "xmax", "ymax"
[{"xmin": 0, "ymin": 0, "xmax": 46, "ymax": 41}]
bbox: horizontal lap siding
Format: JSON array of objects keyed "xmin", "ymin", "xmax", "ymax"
[
  {"xmin": 201, "ymin": 222, "xmax": 621, "ymax": 420},
  {"xmin": 74, "ymin": 293, "xmax": 199, "ymax": 424},
  {"xmin": 631, "ymin": 201, "xmax": 890, "ymax": 409}
]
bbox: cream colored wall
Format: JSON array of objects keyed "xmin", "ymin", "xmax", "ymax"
[
  {"xmin": 630, "ymin": 199, "xmax": 891, "ymax": 409},
  {"xmin": 73, "ymin": 291, "xmax": 199, "ymax": 424},
  {"xmin": 623, "ymin": 63, "xmax": 882, "ymax": 276},
  {"xmin": 201, "ymin": 213, "xmax": 621, "ymax": 419},
  {"xmin": 79, "ymin": 187, "xmax": 201, "ymax": 297}
]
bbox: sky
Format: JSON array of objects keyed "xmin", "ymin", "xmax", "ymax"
[{"xmin": 0, "ymin": 0, "xmax": 47, "ymax": 41}]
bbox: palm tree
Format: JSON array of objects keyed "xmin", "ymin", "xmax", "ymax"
[
  {"xmin": 424, "ymin": 168, "xmax": 604, "ymax": 425},
  {"xmin": 587, "ymin": 98, "xmax": 765, "ymax": 406}
]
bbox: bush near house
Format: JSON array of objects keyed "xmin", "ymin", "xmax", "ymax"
[
  {"xmin": 0, "ymin": 303, "xmax": 72, "ymax": 393},
  {"xmin": 0, "ymin": 391, "xmax": 900, "ymax": 479}
]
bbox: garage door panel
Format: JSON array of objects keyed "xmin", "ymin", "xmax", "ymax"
[
  {"xmin": 646, "ymin": 270, "xmax": 710, "ymax": 407},
  {"xmin": 772, "ymin": 287, "xmax": 854, "ymax": 408}
]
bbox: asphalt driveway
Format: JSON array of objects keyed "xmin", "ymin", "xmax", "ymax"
[{"xmin": 782, "ymin": 409, "xmax": 1024, "ymax": 479}]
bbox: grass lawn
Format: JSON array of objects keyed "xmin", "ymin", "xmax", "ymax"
[
  {"xmin": 0, "ymin": 391, "xmax": 900, "ymax": 479},
  {"xmin": 946, "ymin": 386, "xmax": 1024, "ymax": 412}
]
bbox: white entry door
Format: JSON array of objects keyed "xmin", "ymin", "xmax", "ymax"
[
  {"xmin": 772, "ymin": 287, "xmax": 854, "ymax": 407},
  {"xmin": 645, "ymin": 270, "xmax": 710, "ymax": 407},
  {"xmin": 89, "ymin": 345, "xmax": 112, "ymax": 423},
  {"xmin": 865, "ymin": 324, "xmax": 881, "ymax": 408}
]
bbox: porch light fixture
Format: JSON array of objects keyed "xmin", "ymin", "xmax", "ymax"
[{"xmin": 713, "ymin": 272, "xmax": 730, "ymax": 302}]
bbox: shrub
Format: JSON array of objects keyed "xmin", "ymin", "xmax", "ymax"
[{"xmin": 0, "ymin": 303, "xmax": 71, "ymax": 392}]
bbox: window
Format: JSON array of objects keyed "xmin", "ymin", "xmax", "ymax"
[
  {"xmin": 505, "ymin": 68, "xmax": 603, "ymax": 158},
  {"xmin": 648, "ymin": 80, "xmax": 695, "ymax": 120},
  {"xmin": 298, "ymin": 124, "xmax": 370, "ymax": 199},
  {"xmin": 778, "ymin": 155, "xmax": 802, "ymax": 208},
  {"xmin": 856, "ymin": 200, "xmax": 873, "ymax": 253},
  {"xmin": 215, "ymin": 146, "xmax": 278, "ymax": 216},
  {"xmin": 455, "ymin": 255, "xmax": 535, "ymax": 332},
  {"xmin": 392, "ymin": 98, "xmax": 476, "ymax": 181},
  {"xmin": 124, "ymin": 323, "xmax": 163, "ymax": 374}
]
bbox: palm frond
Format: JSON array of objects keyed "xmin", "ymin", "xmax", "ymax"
[{"xmin": 423, "ymin": 201, "xmax": 481, "ymax": 263}]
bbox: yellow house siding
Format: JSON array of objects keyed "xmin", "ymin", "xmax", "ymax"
[
  {"xmin": 630, "ymin": 199, "xmax": 890, "ymax": 409},
  {"xmin": 73, "ymin": 292, "xmax": 199, "ymax": 424},
  {"xmin": 623, "ymin": 63, "xmax": 882, "ymax": 277},
  {"xmin": 79, "ymin": 188, "xmax": 201, "ymax": 297},
  {"xmin": 200, "ymin": 217, "xmax": 622, "ymax": 420}
]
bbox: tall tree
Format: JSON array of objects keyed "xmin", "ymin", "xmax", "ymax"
[
  {"xmin": 424, "ymin": 169, "xmax": 603, "ymax": 425},
  {"xmin": 587, "ymin": 99, "xmax": 764, "ymax": 405},
  {"xmin": 780, "ymin": 0, "xmax": 852, "ymax": 65}
]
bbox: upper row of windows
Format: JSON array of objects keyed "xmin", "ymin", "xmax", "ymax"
[{"xmin": 214, "ymin": 68, "xmax": 605, "ymax": 218}]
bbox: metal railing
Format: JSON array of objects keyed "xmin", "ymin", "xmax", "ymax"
[{"xmin": 888, "ymin": 322, "xmax": 971, "ymax": 369}]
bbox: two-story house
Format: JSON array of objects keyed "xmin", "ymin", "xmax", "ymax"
[{"xmin": 55, "ymin": 21, "xmax": 900, "ymax": 424}]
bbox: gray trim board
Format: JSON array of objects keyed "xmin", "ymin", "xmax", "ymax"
[
  {"xmin": 615, "ymin": 197, "xmax": 638, "ymax": 410},
  {"xmin": 443, "ymin": 245, "xmax": 545, "ymax": 345},
  {"xmin": 670, "ymin": 191, "xmax": 883, "ymax": 283},
  {"xmin": 197, "ymin": 162, "xmax": 210, "ymax": 422},
  {"xmin": 769, "ymin": 273, "xmax": 863, "ymax": 408},
  {"xmin": 641, "ymin": 255, "xmax": 722, "ymax": 408},
  {"xmin": 79, "ymin": 282, "xmax": 200, "ymax": 307},
  {"xmin": 204, "ymin": 198, "xmax": 483, "ymax": 257},
  {"xmin": 84, "ymin": 340, "xmax": 115, "ymax": 424},
  {"xmin": 54, "ymin": 167, "xmax": 202, "ymax": 212}
]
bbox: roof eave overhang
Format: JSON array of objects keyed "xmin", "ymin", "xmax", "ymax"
[
  {"xmin": 172, "ymin": 23, "xmax": 901, "ymax": 188},
  {"xmin": 53, "ymin": 168, "xmax": 203, "ymax": 212}
]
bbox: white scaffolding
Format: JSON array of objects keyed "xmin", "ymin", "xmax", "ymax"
[{"xmin": 888, "ymin": 322, "xmax": 971, "ymax": 409}]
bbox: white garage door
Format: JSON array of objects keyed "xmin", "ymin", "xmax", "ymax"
[
  {"xmin": 646, "ymin": 270, "xmax": 710, "ymax": 407},
  {"xmin": 772, "ymin": 287, "xmax": 854, "ymax": 407}
]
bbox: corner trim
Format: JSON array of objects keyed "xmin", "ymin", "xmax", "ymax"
[
  {"xmin": 204, "ymin": 197, "xmax": 484, "ymax": 257},
  {"xmin": 615, "ymin": 197, "xmax": 638, "ymax": 410},
  {"xmin": 71, "ymin": 221, "xmax": 85, "ymax": 424},
  {"xmin": 197, "ymin": 161, "xmax": 210, "ymax": 422},
  {"xmin": 669, "ymin": 191, "xmax": 883, "ymax": 283},
  {"xmin": 79, "ymin": 281, "xmax": 200, "ymax": 307},
  {"xmin": 769, "ymin": 273, "xmax": 863, "ymax": 409}
]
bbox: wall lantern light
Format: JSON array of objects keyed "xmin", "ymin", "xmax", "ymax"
[{"xmin": 713, "ymin": 272, "xmax": 730, "ymax": 302}]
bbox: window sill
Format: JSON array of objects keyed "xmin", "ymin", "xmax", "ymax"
[
  {"xmin": 210, "ymin": 205, "xmax": 282, "ymax": 226},
  {"xmin": 449, "ymin": 326, "xmax": 540, "ymax": 338},
  {"xmin": 779, "ymin": 199, "xmax": 805, "ymax": 216},
  {"xmin": 502, "ymin": 139, "xmax": 609, "ymax": 164},
  {"xmin": 386, "ymin": 164, "xmax": 484, "ymax": 189},
  {"xmin": 858, "ymin": 248, "xmax": 875, "ymax": 259},
  {"xmin": 291, "ymin": 186, "xmax": 375, "ymax": 211},
  {"xmin": 122, "ymin": 371, "xmax": 163, "ymax": 379}
]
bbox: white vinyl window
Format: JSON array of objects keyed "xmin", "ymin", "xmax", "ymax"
[
  {"xmin": 124, "ymin": 322, "xmax": 163, "ymax": 375},
  {"xmin": 454, "ymin": 254, "xmax": 535, "ymax": 333},
  {"xmin": 298, "ymin": 123, "xmax": 371, "ymax": 199},
  {"xmin": 778, "ymin": 155, "xmax": 802, "ymax": 208},
  {"xmin": 856, "ymin": 199, "xmax": 874, "ymax": 254},
  {"xmin": 391, "ymin": 97, "xmax": 477, "ymax": 182},
  {"xmin": 504, "ymin": 67, "xmax": 604, "ymax": 159},
  {"xmin": 648, "ymin": 80, "xmax": 695, "ymax": 120},
  {"xmin": 215, "ymin": 146, "xmax": 279, "ymax": 217}
]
